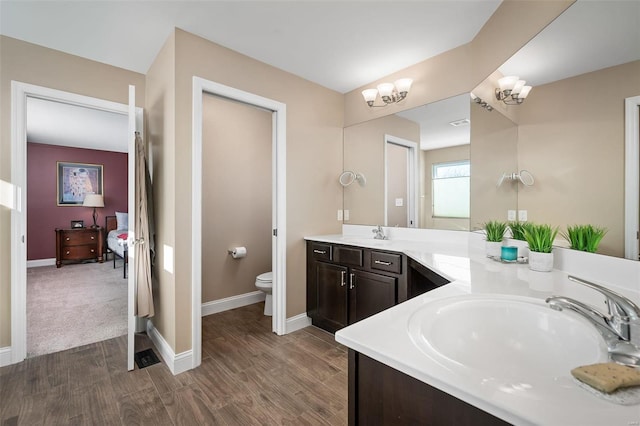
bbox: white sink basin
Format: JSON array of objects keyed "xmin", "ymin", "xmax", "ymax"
[{"xmin": 408, "ymin": 294, "xmax": 607, "ymax": 382}]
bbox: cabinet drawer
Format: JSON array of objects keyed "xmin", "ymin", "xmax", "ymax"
[
  {"xmin": 311, "ymin": 243, "xmax": 332, "ymax": 261},
  {"xmin": 334, "ymin": 246, "xmax": 363, "ymax": 267},
  {"xmin": 61, "ymin": 231, "xmax": 98, "ymax": 246},
  {"xmin": 370, "ymin": 251, "xmax": 402, "ymax": 274},
  {"xmin": 61, "ymin": 245, "xmax": 98, "ymax": 260}
]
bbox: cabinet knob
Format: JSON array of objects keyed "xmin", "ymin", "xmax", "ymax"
[
  {"xmin": 374, "ymin": 260, "xmax": 392, "ymax": 266},
  {"xmin": 66, "ymin": 237, "xmax": 70, "ymax": 241},
  {"xmin": 66, "ymin": 251, "xmax": 70, "ymax": 255},
  {"xmin": 313, "ymin": 249, "xmax": 326, "ymax": 255},
  {"xmin": 91, "ymin": 249, "xmax": 95, "ymax": 253},
  {"xmin": 349, "ymin": 273, "xmax": 356, "ymax": 289},
  {"xmin": 91, "ymin": 236, "xmax": 95, "ymax": 240},
  {"xmin": 341, "ymin": 271, "xmax": 346, "ymax": 287}
]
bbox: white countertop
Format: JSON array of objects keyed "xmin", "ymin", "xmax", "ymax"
[{"xmin": 305, "ymin": 228, "xmax": 640, "ymax": 426}]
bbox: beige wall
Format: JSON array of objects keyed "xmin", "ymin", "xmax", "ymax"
[
  {"xmin": 343, "ymin": 115, "xmax": 419, "ymax": 226},
  {"xmin": 421, "ymin": 144, "xmax": 471, "ymax": 230},
  {"xmin": 169, "ymin": 29, "xmax": 343, "ymax": 353},
  {"xmin": 470, "ymin": 99, "xmax": 518, "ymax": 230},
  {"xmin": 0, "ymin": 36, "xmax": 145, "ymax": 349},
  {"xmin": 145, "ymin": 32, "xmax": 177, "ymax": 350},
  {"xmin": 386, "ymin": 143, "xmax": 408, "ymax": 227},
  {"xmin": 202, "ymin": 94, "xmax": 272, "ymax": 302},
  {"xmin": 517, "ymin": 60, "xmax": 640, "ymax": 257}
]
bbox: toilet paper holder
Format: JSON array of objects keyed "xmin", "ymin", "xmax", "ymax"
[{"xmin": 228, "ymin": 247, "xmax": 247, "ymax": 259}]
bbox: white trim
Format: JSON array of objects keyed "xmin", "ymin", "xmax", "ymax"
[
  {"xmin": 26, "ymin": 258, "xmax": 56, "ymax": 268},
  {"xmin": 10, "ymin": 81, "xmax": 143, "ymax": 366},
  {"xmin": 146, "ymin": 321, "xmax": 193, "ymax": 375},
  {"xmin": 384, "ymin": 134, "xmax": 419, "ymax": 228},
  {"xmin": 286, "ymin": 313, "xmax": 312, "ymax": 333},
  {"xmin": 201, "ymin": 291, "xmax": 266, "ymax": 317},
  {"xmin": 0, "ymin": 347, "xmax": 12, "ymax": 367},
  {"xmin": 192, "ymin": 76, "xmax": 287, "ymax": 372},
  {"xmin": 624, "ymin": 96, "xmax": 640, "ymax": 261}
]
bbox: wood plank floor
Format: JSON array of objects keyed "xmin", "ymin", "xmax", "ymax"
[{"xmin": 0, "ymin": 303, "xmax": 348, "ymax": 425}]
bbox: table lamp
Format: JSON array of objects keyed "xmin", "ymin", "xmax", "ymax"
[{"xmin": 83, "ymin": 193, "xmax": 104, "ymax": 228}]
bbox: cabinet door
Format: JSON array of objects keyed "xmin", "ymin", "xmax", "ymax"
[
  {"xmin": 350, "ymin": 270, "xmax": 397, "ymax": 324},
  {"xmin": 316, "ymin": 262, "xmax": 348, "ymax": 331}
]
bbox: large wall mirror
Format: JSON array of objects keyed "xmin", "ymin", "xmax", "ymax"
[{"xmin": 342, "ymin": 0, "xmax": 640, "ymax": 260}]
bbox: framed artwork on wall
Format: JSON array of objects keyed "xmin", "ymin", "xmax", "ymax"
[
  {"xmin": 57, "ymin": 162, "xmax": 103, "ymax": 206},
  {"xmin": 71, "ymin": 220, "xmax": 84, "ymax": 229}
]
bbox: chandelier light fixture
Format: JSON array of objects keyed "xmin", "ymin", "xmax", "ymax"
[
  {"xmin": 362, "ymin": 78, "xmax": 413, "ymax": 107},
  {"xmin": 495, "ymin": 76, "xmax": 532, "ymax": 105}
]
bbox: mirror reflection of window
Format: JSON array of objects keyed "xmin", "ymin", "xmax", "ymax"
[{"xmin": 432, "ymin": 160, "xmax": 470, "ymax": 219}]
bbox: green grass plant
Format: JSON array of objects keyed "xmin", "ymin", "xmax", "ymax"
[
  {"xmin": 509, "ymin": 221, "xmax": 534, "ymax": 241},
  {"xmin": 561, "ymin": 224, "xmax": 607, "ymax": 253},
  {"xmin": 523, "ymin": 224, "xmax": 558, "ymax": 253},
  {"xmin": 483, "ymin": 220, "xmax": 507, "ymax": 242}
]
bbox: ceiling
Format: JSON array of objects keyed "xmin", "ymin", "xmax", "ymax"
[{"xmin": 2, "ymin": 1, "xmax": 638, "ymax": 153}]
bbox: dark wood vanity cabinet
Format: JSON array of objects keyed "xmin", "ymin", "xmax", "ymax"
[
  {"xmin": 307, "ymin": 241, "xmax": 406, "ymax": 333},
  {"xmin": 348, "ymin": 351, "xmax": 510, "ymax": 426}
]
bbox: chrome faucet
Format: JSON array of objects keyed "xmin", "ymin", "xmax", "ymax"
[
  {"xmin": 546, "ymin": 275, "xmax": 640, "ymax": 363},
  {"xmin": 372, "ymin": 225, "xmax": 387, "ymax": 240}
]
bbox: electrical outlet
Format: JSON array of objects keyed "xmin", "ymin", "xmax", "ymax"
[
  {"xmin": 395, "ymin": 198, "xmax": 404, "ymax": 207},
  {"xmin": 518, "ymin": 210, "xmax": 528, "ymax": 222},
  {"xmin": 344, "ymin": 210, "xmax": 350, "ymax": 221},
  {"xmin": 507, "ymin": 210, "xmax": 516, "ymax": 221},
  {"xmin": 337, "ymin": 209, "xmax": 343, "ymax": 221}
]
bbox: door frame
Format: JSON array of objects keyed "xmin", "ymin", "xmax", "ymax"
[
  {"xmin": 624, "ymin": 95, "xmax": 640, "ymax": 260},
  {"xmin": 191, "ymin": 76, "xmax": 287, "ymax": 369},
  {"xmin": 384, "ymin": 134, "xmax": 418, "ymax": 228},
  {"xmin": 10, "ymin": 81, "xmax": 143, "ymax": 364}
]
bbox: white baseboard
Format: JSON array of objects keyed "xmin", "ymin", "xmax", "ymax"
[
  {"xmin": 201, "ymin": 290, "xmax": 266, "ymax": 317},
  {"xmin": 0, "ymin": 346, "xmax": 12, "ymax": 367},
  {"xmin": 146, "ymin": 321, "xmax": 193, "ymax": 375},
  {"xmin": 286, "ymin": 312, "xmax": 312, "ymax": 333},
  {"xmin": 27, "ymin": 258, "xmax": 56, "ymax": 268}
]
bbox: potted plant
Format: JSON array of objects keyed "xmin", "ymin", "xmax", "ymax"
[
  {"xmin": 509, "ymin": 221, "xmax": 534, "ymax": 258},
  {"xmin": 561, "ymin": 224, "xmax": 607, "ymax": 253},
  {"xmin": 483, "ymin": 220, "xmax": 507, "ymax": 258},
  {"xmin": 523, "ymin": 224, "xmax": 559, "ymax": 272}
]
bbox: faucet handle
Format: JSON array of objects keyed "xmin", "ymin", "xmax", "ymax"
[{"xmin": 568, "ymin": 275, "xmax": 640, "ymax": 321}]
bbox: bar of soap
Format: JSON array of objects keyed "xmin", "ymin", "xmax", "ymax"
[{"xmin": 571, "ymin": 363, "xmax": 640, "ymax": 394}]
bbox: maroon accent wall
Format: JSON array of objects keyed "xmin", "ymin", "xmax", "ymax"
[{"xmin": 27, "ymin": 143, "xmax": 128, "ymax": 260}]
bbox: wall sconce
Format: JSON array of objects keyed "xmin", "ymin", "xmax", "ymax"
[
  {"xmin": 497, "ymin": 170, "xmax": 535, "ymax": 187},
  {"xmin": 362, "ymin": 78, "xmax": 413, "ymax": 107},
  {"xmin": 339, "ymin": 171, "xmax": 367, "ymax": 187},
  {"xmin": 470, "ymin": 93, "xmax": 493, "ymax": 111},
  {"xmin": 495, "ymin": 76, "xmax": 532, "ymax": 105}
]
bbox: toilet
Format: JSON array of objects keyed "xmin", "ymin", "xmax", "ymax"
[{"xmin": 255, "ymin": 271, "xmax": 273, "ymax": 316}]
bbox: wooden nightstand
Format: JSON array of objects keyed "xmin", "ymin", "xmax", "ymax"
[{"xmin": 55, "ymin": 227, "xmax": 104, "ymax": 268}]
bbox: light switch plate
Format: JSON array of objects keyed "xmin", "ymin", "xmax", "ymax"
[
  {"xmin": 518, "ymin": 210, "xmax": 528, "ymax": 222},
  {"xmin": 337, "ymin": 209, "xmax": 343, "ymax": 221},
  {"xmin": 395, "ymin": 198, "xmax": 404, "ymax": 207},
  {"xmin": 344, "ymin": 210, "xmax": 350, "ymax": 221},
  {"xmin": 507, "ymin": 210, "xmax": 516, "ymax": 221}
]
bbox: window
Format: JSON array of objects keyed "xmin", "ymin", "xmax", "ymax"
[{"xmin": 432, "ymin": 160, "xmax": 470, "ymax": 218}]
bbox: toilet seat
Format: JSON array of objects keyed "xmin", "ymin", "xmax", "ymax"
[{"xmin": 256, "ymin": 271, "xmax": 272, "ymax": 284}]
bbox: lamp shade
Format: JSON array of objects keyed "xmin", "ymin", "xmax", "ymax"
[
  {"xmin": 83, "ymin": 193, "xmax": 104, "ymax": 208},
  {"xmin": 394, "ymin": 78, "xmax": 413, "ymax": 94},
  {"xmin": 361, "ymin": 89, "xmax": 378, "ymax": 103},
  {"xmin": 377, "ymin": 83, "xmax": 395, "ymax": 98},
  {"xmin": 498, "ymin": 76, "xmax": 519, "ymax": 91}
]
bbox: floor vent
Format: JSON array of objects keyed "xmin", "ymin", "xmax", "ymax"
[{"xmin": 134, "ymin": 348, "xmax": 160, "ymax": 369}]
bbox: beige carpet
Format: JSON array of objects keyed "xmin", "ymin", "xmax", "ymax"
[{"xmin": 27, "ymin": 260, "xmax": 127, "ymax": 357}]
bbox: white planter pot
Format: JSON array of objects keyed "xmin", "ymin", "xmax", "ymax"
[
  {"xmin": 485, "ymin": 241, "xmax": 503, "ymax": 258},
  {"xmin": 528, "ymin": 251, "xmax": 554, "ymax": 272}
]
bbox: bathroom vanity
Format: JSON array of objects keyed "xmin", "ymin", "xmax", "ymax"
[
  {"xmin": 306, "ymin": 226, "xmax": 640, "ymax": 426},
  {"xmin": 306, "ymin": 240, "xmax": 449, "ymax": 333}
]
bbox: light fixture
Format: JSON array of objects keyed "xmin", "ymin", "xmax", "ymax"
[
  {"xmin": 362, "ymin": 78, "xmax": 413, "ymax": 107},
  {"xmin": 497, "ymin": 170, "xmax": 535, "ymax": 187},
  {"xmin": 339, "ymin": 171, "xmax": 367, "ymax": 187},
  {"xmin": 83, "ymin": 193, "xmax": 104, "ymax": 228},
  {"xmin": 495, "ymin": 76, "xmax": 532, "ymax": 105},
  {"xmin": 470, "ymin": 93, "xmax": 493, "ymax": 111}
]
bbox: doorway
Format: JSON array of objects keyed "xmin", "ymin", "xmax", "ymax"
[
  {"xmin": 10, "ymin": 81, "xmax": 142, "ymax": 364},
  {"xmin": 385, "ymin": 135, "xmax": 418, "ymax": 228},
  {"xmin": 192, "ymin": 77, "xmax": 287, "ymax": 370}
]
